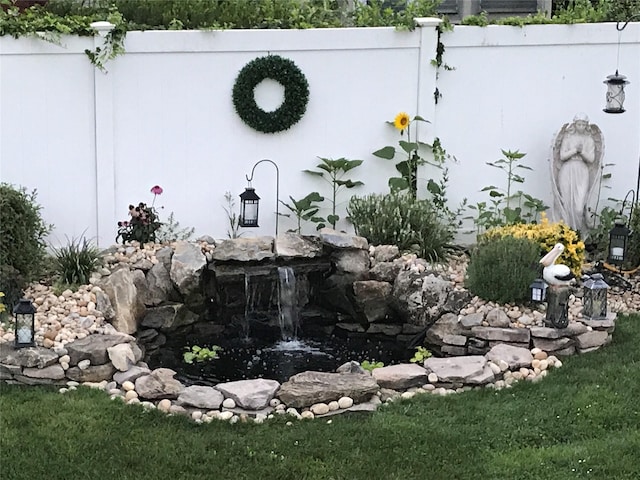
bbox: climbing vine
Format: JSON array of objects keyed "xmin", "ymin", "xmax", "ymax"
[
  {"xmin": 0, "ymin": 1, "xmax": 126, "ymax": 71},
  {"xmin": 232, "ymin": 55, "xmax": 309, "ymax": 134}
]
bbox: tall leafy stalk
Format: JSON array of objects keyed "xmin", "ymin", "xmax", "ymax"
[{"xmin": 303, "ymin": 157, "xmax": 363, "ymax": 229}]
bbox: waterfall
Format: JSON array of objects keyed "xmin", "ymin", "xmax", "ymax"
[{"xmin": 277, "ymin": 266, "xmax": 300, "ymax": 341}]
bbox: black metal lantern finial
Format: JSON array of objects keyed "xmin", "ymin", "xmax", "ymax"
[
  {"xmin": 13, "ymin": 298, "xmax": 36, "ymax": 348},
  {"xmin": 582, "ymin": 273, "xmax": 609, "ymax": 321},
  {"xmin": 530, "ymin": 278, "xmax": 547, "ymax": 303},
  {"xmin": 238, "ymin": 159, "xmax": 280, "ymax": 235},
  {"xmin": 239, "ymin": 186, "xmax": 260, "ymax": 227}
]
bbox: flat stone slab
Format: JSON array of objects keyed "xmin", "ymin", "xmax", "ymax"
[
  {"xmin": 0, "ymin": 344, "xmax": 59, "ymax": 368},
  {"xmin": 215, "ymin": 379, "xmax": 280, "ymax": 410},
  {"xmin": 575, "ymin": 331, "xmax": 610, "ymax": 349},
  {"xmin": 274, "ymin": 233, "xmax": 323, "ymax": 258},
  {"xmin": 277, "ymin": 371, "xmax": 379, "ymax": 409},
  {"xmin": 423, "ymin": 356, "xmax": 490, "ymax": 384},
  {"xmin": 529, "ymin": 322, "xmax": 588, "ymax": 339},
  {"xmin": 470, "ymin": 326, "xmax": 530, "ymax": 343},
  {"xmin": 371, "ymin": 364, "xmax": 429, "ymax": 390},
  {"xmin": 319, "ymin": 228, "xmax": 368, "ymax": 250},
  {"xmin": 485, "ymin": 344, "xmax": 533, "ymax": 370},
  {"xmin": 210, "ymin": 237, "xmax": 274, "ymax": 261}
]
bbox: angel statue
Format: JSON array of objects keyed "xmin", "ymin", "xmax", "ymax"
[{"xmin": 550, "ymin": 113, "xmax": 603, "ymax": 236}]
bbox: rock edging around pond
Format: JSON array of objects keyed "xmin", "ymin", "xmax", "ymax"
[{"xmin": 1, "ymin": 334, "xmax": 564, "ymax": 423}]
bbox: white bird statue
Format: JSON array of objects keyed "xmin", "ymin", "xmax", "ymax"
[{"xmin": 539, "ymin": 243, "xmax": 576, "ymax": 286}]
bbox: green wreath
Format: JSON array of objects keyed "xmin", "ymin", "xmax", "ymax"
[{"xmin": 232, "ymin": 55, "xmax": 309, "ymax": 134}]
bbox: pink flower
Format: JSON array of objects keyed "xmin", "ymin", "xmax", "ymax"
[{"xmin": 150, "ymin": 185, "xmax": 163, "ymax": 195}]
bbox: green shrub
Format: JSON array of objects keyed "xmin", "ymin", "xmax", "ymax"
[
  {"xmin": 625, "ymin": 203, "xmax": 640, "ymax": 269},
  {"xmin": 0, "ymin": 183, "xmax": 52, "ymax": 297},
  {"xmin": 51, "ymin": 237, "xmax": 101, "ymax": 287},
  {"xmin": 347, "ymin": 192, "xmax": 453, "ymax": 261},
  {"xmin": 465, "ymin": 236, "xmax": 541, "ymax": 304},
  {"xmin": 0, "ymin": 265, "xmax": 24, "ymax": 312}
]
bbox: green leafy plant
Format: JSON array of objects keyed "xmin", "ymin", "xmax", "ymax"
[
  {"xmin": 0, "ymin": 291, "xmax": 10, "ymax": 331},
  {"xmin": 466, "ymin": 149, "xmax": 548, "ymax": 234},
  {"xmin": 156, "ymin": 212, "xmax": 195, "ymax": 243},
  {"xmin": 116, "ymin": 185, "xmax": 163, "ymax": 245},
  {"xmin": 348, "ymin": 192, "xmax": 453, "ymax": 261},
  {"xmin": 0, "ymin": 183, "xmax": 52, "ymax": 297},
  {"xmin": 625, "ymin": 203, "xmax": 640, "ymax": 269},
  {"xmin": 303, "ymin": 157, "xmax": 363, "ymax": 229},
  {"xmin": 410, "ymin": 346, "xmax": 432, "ymax": 363},
  {"xmin": 482, "ymin": 212, "xmax": 585, "ymax": 277},
  {"xmin": 465, "ymin": 235, "xmax": 542, "ymax": 304},
  {"xmin": 221, "ymin": 191, "xmax": 244, "ymax": 239},
  {"xmin": 183, "ymin": 345, "xmax": 222, "ymax": 364},
  {"xmin": 51, "ymin": 236, "xmax": 101, "ymax": 287},
  {"xmin": 360, "ymin": 360, "xmax": 384, "ymax": 372},
  {"xmin": 279, "ymin": 192, "xmax": 326, "ymax": 234}
]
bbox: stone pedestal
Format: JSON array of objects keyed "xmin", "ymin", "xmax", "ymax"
[{"xmin": 545, "ymin": 286, "xmax": 569, "ymax": 329}]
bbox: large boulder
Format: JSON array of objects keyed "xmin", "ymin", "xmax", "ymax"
[
  {"xmin": 170, "ymin": 241, "xmax": 207, "ymax": 296},
  {"xmin": 99, "ymin": 267, "xmax": 145, "ymax": 334},
  {"xmin": 393, "ymin": 272, "xmax": 453, "ymax": 326},
  {"xmin": 135, "ymin": 368, "xmax": 184, "ymax": 400},
  {"xmin": 177, "ymin": 385, "xmax": 224, "ymax": 410},
  {"xmin": 66, "ymin": 333, "xmax": 136, "ymax": 366},
  {"xmin": 277, "ymin": 371, "xmax": 379, "ymax": 408},
  {"xmin": 215, "ymin": 379, "xmax": 280, "ymax": 410},
  {"xmin": 352, "ymin": 280, "xmax": 393, "ymax": 323}
]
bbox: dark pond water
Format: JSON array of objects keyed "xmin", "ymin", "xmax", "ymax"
[{"xmin": 147, "ymin": 334, "xmax": 413, "ymax": 386}]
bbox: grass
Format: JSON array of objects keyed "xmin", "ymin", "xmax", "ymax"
[{"xmin": 1, "ymin": 314, "xmax": 639, "ymax": 480}]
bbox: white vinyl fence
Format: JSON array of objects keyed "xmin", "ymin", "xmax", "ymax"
[{"xmin": 0, "ymin": 19, "xmax": 638, "ymax": 247}]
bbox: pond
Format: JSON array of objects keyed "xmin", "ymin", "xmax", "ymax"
[{"xmin": 147, "ymin": 333, "xmax": 412, "ymax": 385}]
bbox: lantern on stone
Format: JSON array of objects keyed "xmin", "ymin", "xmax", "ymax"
[
  {"xmin": 582, "ymin": 273, "xmax": 609, "ymax": 321},
  {"xmin": 13, "ymin": 298, "xmax": 36, "ymax": 348},
  {"xmin": 608, "ymin": 220, "xmax": 630, "ymax": 267},
  {"xmin": 529, "ymin": 278, "xmax": 547, "ymax": 303},
  {"xmin": 239, "ymin": 186, "xmax": 260, "ymax": 227}
]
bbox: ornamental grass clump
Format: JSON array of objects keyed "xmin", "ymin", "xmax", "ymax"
[
  {"xmin": 465, "ymin": 236, "xmax": 541, "ymax": 304},
  {"xmin": 347, "ymin": 192, "xmax": 452, "ymax": 262},
  {"xmin": 481, "ymin": 212, "xmax": 585, "ymax": 276},
  {"xmin": 51, "ymin": 236, "xmax": 101, "ymax": 287}
]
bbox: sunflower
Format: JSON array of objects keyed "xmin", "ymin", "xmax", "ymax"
[{"xmin": 393, "ymin": 112, "xmax": 410, "ymax": 131}]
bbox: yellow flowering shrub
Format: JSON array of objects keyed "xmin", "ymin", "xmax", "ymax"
[
  {"xmin": 0, "ymin": 292, "xmax": 6, "ymax": 315},
  {"xmin": 480, "ymin": 212, "xmax": 585, "ymax": 276}
]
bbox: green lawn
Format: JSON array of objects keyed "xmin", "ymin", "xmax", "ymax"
[{"xmin": 1, "ymin": 315, "xmax": 639, "ymax": 480}]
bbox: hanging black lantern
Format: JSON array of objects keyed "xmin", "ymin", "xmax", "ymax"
[
  {"xmin": 239, "ymin": 187, "xmax": 260, "ymax": 227},
  {"xmin": 529, "ymin": 278, "xmax": 547, "ymax": 303},
  {"xmin": 582, "ymin": 273, "xmax": 609, "ymax": 321},
  {"xmin": 608, "ymin": 220, "xmax": 630, "ymax": 266},
  {"xmin": 603, "ymin": 71, "xmax": 630, "ymax": 114},
  {"xmin": 13, "ymin": 298, "xmax": 36, "ymax": 348}
]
